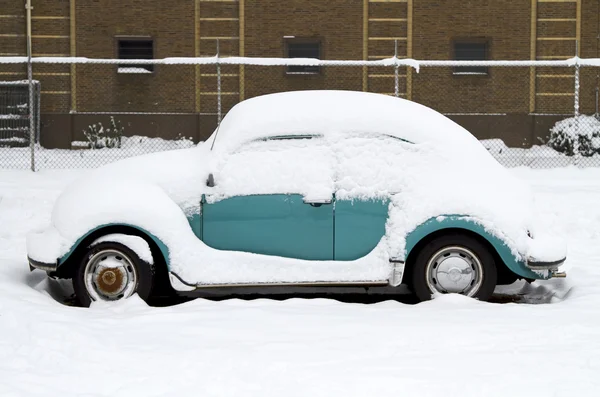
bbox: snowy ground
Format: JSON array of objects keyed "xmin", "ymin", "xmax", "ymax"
[{"xmin": 0, "ymin": 167, "xmax": 599, "ymax": 396}]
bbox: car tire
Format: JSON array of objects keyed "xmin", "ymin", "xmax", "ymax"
[
  {"xmin": 73, "ymin": 241, "xmax": 154, "ymax": 307},
  {"xmin": 410, "ymin": 233, "xmax": 497, "ymax": 302}
]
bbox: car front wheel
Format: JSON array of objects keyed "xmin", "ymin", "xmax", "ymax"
[
  {"xmin": 73, "ymin": 241, "xmax": 154, "ymax": 307},
  {"xmin": 410, "ymin": 234, "xmax": 497, "ymax": 302}
]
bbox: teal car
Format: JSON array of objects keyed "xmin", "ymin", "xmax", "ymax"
[{"xmin": 26, "ymin": 91, "xmax": 567, "ymax": 306}]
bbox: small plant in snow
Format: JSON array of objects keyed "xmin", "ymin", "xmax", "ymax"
[
  {"xmin": 83, "ymin": 117, "xmax": 124, "ymax": 149},
  {"xmin": 547, "ymin": 115, "xmax": 600, "ymax": 157},
  {"xmin": 83, "ymin": 124, "xmax": 101, "ymax": 149}
]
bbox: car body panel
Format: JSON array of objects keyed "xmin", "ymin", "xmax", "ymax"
[
  {"xmin": 334, "ymin": 198, "xmax": 389, "ymax": 260},
  {"xmin": 202, "ymin": 194, "xmax": 334, "ymax": 260},
  {"xmin": 50, "ymin": 213, "xmax": 548, "ymax": 287}
]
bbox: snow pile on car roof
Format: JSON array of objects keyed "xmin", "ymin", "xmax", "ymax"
[{"xmin": 209, "ymin": 90, "xmax": 485, "ymax": 154}]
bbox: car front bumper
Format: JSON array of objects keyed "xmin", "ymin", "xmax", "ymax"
[
  {"xmin": 526, "ymin": 256, "xmax": 567, "ymax": 278},
  {"xmin": 28, "ymin": 256, "xmax": 59, "ymax": 272},
  {"xmin": 26, "ymin": 225, "xmax": 68, "ymax": 273}
]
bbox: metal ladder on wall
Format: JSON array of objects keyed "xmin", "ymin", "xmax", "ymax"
[
  {"xmin": 365, "ymin": 0, "xmax": 411, "ymax": 98},
  {"xmin": 195, "ymin": 0, "xmax": 243, "ymax": 116},
  {"xmin": 531, "ymin": 0, "xmax": 581, "ymax": 114}
]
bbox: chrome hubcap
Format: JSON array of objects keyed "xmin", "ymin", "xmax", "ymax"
[
  {"xmin": 425, "ymin": 246, "xmax": 483, "ymax": 296},
  {"xmin": 84, "ymin": 249, "xmax": 138, "ymax": 301}
]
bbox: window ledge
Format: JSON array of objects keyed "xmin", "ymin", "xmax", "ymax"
[
  {"xmin": 285, "ymin": 71, "xmax": 320, "ymax": 75},
  {"xmin": 452, "ymin": 72, "xmax": 488, "ymax": 76},
  {"xmin": 117, "ymin": 67, "xmax": 153, "ymax": 74}
]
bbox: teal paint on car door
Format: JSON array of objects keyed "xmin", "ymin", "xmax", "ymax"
[
  {"xmin": 185, "ymin": 200, "xmax": 203, "ymax": 239},
  {"xmin": 187, "ymin": 212, "xmax": 202, "ymax": 240},
  {"xmin": 334, "ymin": 198, "xmax": 389, "ymax": 260},
  {"xmin": 202, "ymin": 194, "xmax": 334, "ymax": 260}
]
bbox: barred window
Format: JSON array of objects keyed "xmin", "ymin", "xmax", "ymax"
[
  {"xmin": 453, "ymin": 41, "xmax": 488, "ymax": 75},
  {"xmin": 117, "ymin": 38, "xmax": 154, "ymax": 73},
  {"xmin": 286, "ymin": 41, "xmax": 321, "ymax": 74}
]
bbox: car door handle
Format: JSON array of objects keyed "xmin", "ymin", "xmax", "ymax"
[{"xmin": 303, "ymin": 199, "xmax": 332, "ymax": 207}]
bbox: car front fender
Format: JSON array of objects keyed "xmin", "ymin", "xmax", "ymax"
[
  {"xmin": 404, "ymin": 215, "xmax": 546, "ymax": 280},
  {"xmin": 57, "ymin": 224, "xmax": 170, "ymax": 270}
]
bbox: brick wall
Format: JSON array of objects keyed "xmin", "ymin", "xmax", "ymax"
[
  {"xmin": 243, "ymin": 0, "xmax": 363, "ymax": 103},
  {"xmin": 413, "ymin": 0, "xmax": 531, "ymax": 114},
  {"xmin": 75, "ymin": 0, "xmax": 196, "ymax": 113}
]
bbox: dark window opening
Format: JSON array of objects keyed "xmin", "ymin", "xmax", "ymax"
[
  {"xmin": 453, "ymin": 41, "xmax": 488, "ymax": 75},
  {"xmin": 286, "ymin": 41, "xmax": 320, "ymax": 74},
  {"xmin": 117, "ymin": 39, "xmax": 154, "ymax": 73}
]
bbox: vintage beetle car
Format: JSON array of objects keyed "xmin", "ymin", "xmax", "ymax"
[{"xmin": 27, "ymin": 91, "xmax": 566, "ymax": 306}]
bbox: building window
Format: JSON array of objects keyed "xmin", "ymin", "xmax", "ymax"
[
  {"xmin": 286, "ymin": 41, "xmax": 321, "ymax": 74},
  {"xmin": 453, "ymin": 41, "xmax": 488, "ymax": 75},
  {"xmin": 117, "ymin": 38, "xmax": 154, "ymax": 73}
]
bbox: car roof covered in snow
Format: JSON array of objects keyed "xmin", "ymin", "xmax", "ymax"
[{"xmin": 208, "ymin": 90, "xmax": 482, "ymax": 152}]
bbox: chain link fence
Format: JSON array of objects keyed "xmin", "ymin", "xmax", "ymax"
[
  {"xmin": 1, "ymin": 54, "xmax": 599, "ymax": 170},
  {"xmin": 0, "ymin": 80, "xmax": 40, "ymax": 167}
]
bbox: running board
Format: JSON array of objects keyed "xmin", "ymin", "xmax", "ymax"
[{"xmin": 169, "ymin": 272, "xmax": 390, "ymax": 292}]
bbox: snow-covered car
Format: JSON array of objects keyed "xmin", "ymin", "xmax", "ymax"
[{"xmin": 26, "ymin": 91, "xmax": 567, "ymax": 306}]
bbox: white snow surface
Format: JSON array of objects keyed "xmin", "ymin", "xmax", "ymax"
[
  {"xmin": 92, "ymin": 234, "xmax": 154, "ymax": 264},
  {"xmin": 0, "ymin": 167, "xmax": 598, "ymax": 396},
  {"xmin": 26, "ymin": 92, "xmax": 565, "ymax": 284}
]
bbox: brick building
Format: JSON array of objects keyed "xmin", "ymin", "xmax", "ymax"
[{"xmin": 0, "ymin": 0, "xmax": 598, "ymax": 149}]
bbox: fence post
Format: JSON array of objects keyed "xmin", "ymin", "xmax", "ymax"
[
  {"xmin": 26, "ymin": 0, "xmax": 35, "ymax": 171},
  {"xmin": 574, "ymin": 41, "xmax": 580, "ymax": 118},
  {"xmin": 36, "ymin": 82, "xmax": 40, "ymax": 143},
  {"xmin": 216, "ymin": 39, "xmax": 222, "ymax": 126},
  {"xmin": 394, "ymin": 39, "xmax": 399, "ymax": 98}
]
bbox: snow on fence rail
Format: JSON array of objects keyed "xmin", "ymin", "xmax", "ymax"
[
  {"xmin": 1, "ymin": 54, "xmax": 600, "ymax": 170},
  {"xmin": 0, "ymin": 55, "xmax": 596, "ymax": 68}
]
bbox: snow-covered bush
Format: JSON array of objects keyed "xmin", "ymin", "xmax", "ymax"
[
  {"xmin": 83, "ymin": 117, "xmax": 124, "ymax": 149},
  {"xmin": 547, "ymin": 115, "xmax": 600, "ymax": 157}
]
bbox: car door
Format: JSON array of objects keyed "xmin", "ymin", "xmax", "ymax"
[
  {"xmin": 334, "ymin": 198, "xmax": 389, "ymax": 260},
  {"xmin": 333, "ymin": 134, "xmax": 399, "ymax": 260},
  {"xmin": 202, "ymin": 137, "xmax": 335, "ymax": 260}
]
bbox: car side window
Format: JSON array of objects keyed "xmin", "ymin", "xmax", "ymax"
[
  {"xmin": 334, "ymin": 134, "xmax": 411, "ymax": 198},
  {"xmin": 212, "ymin": 137, "xmax": 335, "ymax": 199}
]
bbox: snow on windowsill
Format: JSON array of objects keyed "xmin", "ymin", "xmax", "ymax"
[
  {"xmin": 117, "ymin": 67, "xmax": 152, "ymax": 74},
  {"xmin": 452, "ymin": 72, "xmax": 488, "ymax": 76},
  {"xmin": 285, "ymin": 71, "xmax": 320, "ymax": 75}
]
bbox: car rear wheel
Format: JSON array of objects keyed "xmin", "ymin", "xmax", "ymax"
[
  {"xmin": 73, "ymin": 241, "xmax": 154, "ymax": 307},
  {"xmin": 410, "ymin": 234, "xmax": 497, "ymax": 302}
]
